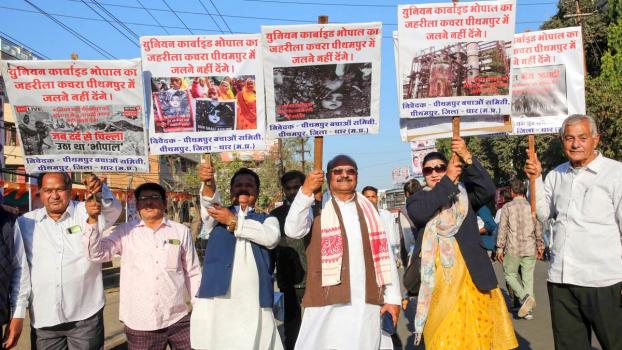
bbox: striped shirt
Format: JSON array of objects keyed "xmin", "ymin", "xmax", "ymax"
[{"xmin": 496, "ymin": 197, "xmax": 544, "ymax": 257}]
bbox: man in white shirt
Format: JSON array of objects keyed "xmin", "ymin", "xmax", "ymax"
[
  {"xmin": 285, "ymin": 155, "xmax": 401, "ymax": 350},
  {"xmin": 525, "ymin": 114, "xmax": 622, "ymax": 350},
  {"xmin": 11, "ymin": 172, "xmax": 121, "ymax": 349},
  {"xmin": 190, "ymin": 165, "xmax": 282, "ymax": 350}
]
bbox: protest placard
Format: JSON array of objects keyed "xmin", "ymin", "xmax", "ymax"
[
  {"xmin": 400, "ymin": 115, "xmax": 511, "ymax": 141},
  {"xmin": 262, "ymin": 22, "xmax": 382, "ymax": 138},
  {"xmin": 0, "ymin": 60, "xmax": 149, "ymax": 173},
  {"xmin": 141, "ymin": 34, "xmax": 266, "ymax": 154},
  {"xmin": 398, "ymin": 1, "xmax": 516, "ymax": 118},
  {"xmin": 510, "ymin": 27, "xmax": 585, "ymax": 134}
]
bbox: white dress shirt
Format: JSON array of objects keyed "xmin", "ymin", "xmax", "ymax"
[
  {"xmin": 534, "ymin": 154, "xmax": 622, "ymax": 287},
  {"xmin": 285, "ymin": 190, "xmax": 401, "ymax": 350},
  {"xmin": 11, "ymin": 186, "xmax": 122, "ymax": 328}
]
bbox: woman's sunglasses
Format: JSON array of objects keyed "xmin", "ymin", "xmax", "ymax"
[{"xmin": 422, "ymin": 164, "xmax": 448, "ymax": 176}]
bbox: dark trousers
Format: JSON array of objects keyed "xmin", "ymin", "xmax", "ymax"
[
  {"xmin": 548, "ymin": 281, "xmax": 622, "ymax": 350},
  {"xmin": 282, "ymin": 286, "xmax": 304, "ymax": 350},
  {"xmin": 124, "ymin": 314, "xmax": 191, "ymax": 350},
  {"xmin": 32, "ymin": 308, "xmax": 104, "ymax": 350}
]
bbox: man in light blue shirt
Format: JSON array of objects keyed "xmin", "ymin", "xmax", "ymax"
[{"xmin": 11, "ymin": 172, "xmax": 121, "ymax": 349}]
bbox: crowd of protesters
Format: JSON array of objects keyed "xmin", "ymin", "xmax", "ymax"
[{"xmin": 2, "ymin": 114, "xmax": 621, "ymax": 350}]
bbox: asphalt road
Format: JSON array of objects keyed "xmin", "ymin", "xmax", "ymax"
[{"xmin": 12, "ymin": 260, "xmax": 604, "ymax": 349}]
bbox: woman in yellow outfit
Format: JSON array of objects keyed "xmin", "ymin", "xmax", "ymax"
[{"xmin": 405, "ymin": 138, "xmax": 517, "ymax": 349}]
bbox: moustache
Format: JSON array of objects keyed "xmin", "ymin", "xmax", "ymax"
[{"xmin": 336, "ymin": 177, "xmax": 353, "ymax": 183}]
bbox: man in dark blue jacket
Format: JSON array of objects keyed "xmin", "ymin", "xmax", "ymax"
[{"xmin": 1, "ymin": 202, "xmax": 21, "ymax": 349}]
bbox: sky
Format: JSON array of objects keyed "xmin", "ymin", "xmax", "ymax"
[{"xmin": 0, "ymin": 0, "xmax": 558, "ymax": 190}]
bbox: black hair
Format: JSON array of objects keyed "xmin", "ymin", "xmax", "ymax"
[
  {"xmin": 422, "ymin": 151, "xmax": 448, "ymax": 167},
  {"xmin": 231, "ymin": 168, "xmax": 260, "ymax": 190},
  {"xmin": 135, "ymin": 182, "xmax": 166, "ymax": 202},
  {"xmin": 38, "ymin": 172, "xmax": 72, "ymax": 190},
  {"xmin": 361, "ymin": 186, "xmax": 378, "ymax": 195},
  {"xmin": 280, "ymin": 170, "xmax": 305, "ymax": 187},
  {"xmin": 510, "ymin": 179, "xmax": 527, "ymax": 196},
  {"xmin": 403, "ymin": 179, "xmax": 423, "ymax": 196},
  {"xmin": 326, "ymin": 154, "xmax": 358, "ymax": 180}
]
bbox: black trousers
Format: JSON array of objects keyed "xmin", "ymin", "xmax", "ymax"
[
  {"xmin": 281, "ymin": 286, "xmax": 304, "ymax": 350},
  {"xmin": 548, "ymin": 281, "xmax": 622, "ymax": 350}
]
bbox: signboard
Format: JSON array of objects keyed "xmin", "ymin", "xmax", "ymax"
[
  {"xmin": 262, "ymin": 22, "xmax": 382, "ymax": 138},
  {"xmin": 0, "ymin": 60, "xmax": 149, "ymax": 173},
  {"xmin": 141, "ymin": 34, "xmax": 266, "ymax": 154}
]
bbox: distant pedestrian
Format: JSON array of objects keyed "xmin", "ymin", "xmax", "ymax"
[{"xmin": 496, "ymin": 179, "xmax": 544, "ymax": 320}]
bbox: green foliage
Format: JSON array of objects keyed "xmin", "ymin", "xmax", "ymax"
[
  {"xmin": 207, "ymin": 138, "xmax": 312, "ymax": 212},
  {"xmin": 541, "ymin": 0, "xmax": 610, "ymax": 76}
]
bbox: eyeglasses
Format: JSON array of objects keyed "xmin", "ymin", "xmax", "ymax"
[
  {"xmin": 331, "ymin": 168, "xmax": 357, "ymax": 176},
  {"xmin": 422, "ymin": 164, "xmax": 448, "ymax": 176},
  {"xmin": 138, "ymin": 195, "xmax": 163, "ymax": 201}
]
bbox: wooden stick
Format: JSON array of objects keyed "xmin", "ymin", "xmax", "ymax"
[
  {"xmin": 528, "ymin": 134, "xmax": 536, "ymax": 214},
  {"xmin": 201, "ymin": 153, "xmax": 213, "ymax": 188},
  {"xmin": 452, "ymin": 116, "xmax": 460, "ymax": 138},
  {"xmin": 313, "ymin": 15, "xmax": 328, "ymax": 201}
]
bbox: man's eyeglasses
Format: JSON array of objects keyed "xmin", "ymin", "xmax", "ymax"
[
  {"xmin": 422, "ymin": 164, "xmax": 448, "ymax": 176},
  {"xmin": 331, "ymin": 168, "xmax": 358, "ymax": 176},
  {"xmin": 138, "ymin": 195, "xmax": 163, "ymax": 201}
]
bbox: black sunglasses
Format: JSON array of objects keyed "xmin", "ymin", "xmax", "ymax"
[
  {"xmin": 422, "ymin": 164, "xmax": 448, "ymax": 176},
  {"xmin": 331, "ymin": 168, "xmax": 358, "ymax": 176}
]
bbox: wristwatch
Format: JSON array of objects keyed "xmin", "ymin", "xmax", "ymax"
[
  {"xmin": 463, "ymin": 156, "xmax": 473, "ymax": 166},
  {"xmin": 226, "ymin": 217, "xmax": 238, "ymax": 232}
]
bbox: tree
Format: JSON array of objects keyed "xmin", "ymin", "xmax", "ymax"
[{"xmin": 541, "ymin": 0, "xmax": 610, "ymax": 76}]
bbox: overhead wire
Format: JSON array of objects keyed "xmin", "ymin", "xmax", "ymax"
[
  {"xmin": 242, "ymin": 0, "xmax": 557, "ymax": 6},
  {"xmin": 92, "ymin": 0, "xmax": 140, "ymax": 39},
  {"xmin": 64, "ymin": 0, "xmax": 317, "ymax": 23},
  {"xmin": 161, "ymin": 0, "xmax": 195, "ymax": 34},
  {"xmin": 0, "ymin": 29, "xmax": 51, "ymax": 59},
  {"xmin": 0, "ymin": 5, "xmax": 233, "ymax": 33},
  {"xmin": 79, "ymin": 0, "xmax": 140, "ymax": 47},
  {"xmin": 22, "ymin": 0, "xmax": 117, "ymax": 59},
  {"xmin": 197, "ymin": 0, "xmax": 226, "ymax": 33},
  {"xmin": 136, "ymin": 0, "xmax": 170, "ymax": 34},
  {"xmin": 208, "ymin": 0, "xmax": 234, "ymax": 33}
]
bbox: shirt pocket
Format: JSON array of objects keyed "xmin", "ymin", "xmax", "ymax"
[
  {"xmin": 165, "ymin": 243, "xmax": 182, "ymax": 271},
  {"xmin": 581, "ymin": 187, "xmax": 612, "ymax": 223}
]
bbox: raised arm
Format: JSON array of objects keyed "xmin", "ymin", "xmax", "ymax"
[
  {"xmin": 524, "ymin": 151, "xmax": 554, "ymax": 222},
  {"xmin": 82, "ymin": 196, "xmax": 124, "ymax": 262},
  {"xmin": 406, "ymin": 176, "xmax": 460, "ymax": 227},
  {"xmin": 285, "ymin": 169, "xmax": 323, "ymax": 239}
]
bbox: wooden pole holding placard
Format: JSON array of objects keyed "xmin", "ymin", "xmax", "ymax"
[
  {"xmin": 451, "ymin": 0, "xmax": 461, "ymax": 144},
  {"xmin": 202, "ymin": 153, "xmax": 213, "ymax": 189},
  {"xmin": 313, "ymin": 15, "xmax": 328, "ymax": 201},
  {"xmin": 528, "ymin": 134, "xmax": 536, "ymax": 214}
]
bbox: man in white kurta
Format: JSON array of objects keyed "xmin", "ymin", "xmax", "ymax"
[
  {"xmin": 285, "ymin": 155, "xmax": 402, "ymax": 350},
  {"xmin": 190, "ymin": 165, "xmax": 283, "ymax": 350}
]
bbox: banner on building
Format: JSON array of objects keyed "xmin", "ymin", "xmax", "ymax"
[
  {"xmin": 141, "ymin": 34, "xmax": 266, "ymax": 155},
  {"xmin": 510, "ymin": 27, "xmax": 585, "ymax": 134},
  {"xmin": 400, "ymin": 115, "xmax": 511, "ymax": 141},
  {"xmin": 398, "ymin": 1, "xmax": 516, "ymax": 118},
  {"xmin": 262, "ymin": 22, "xmax": 382, "ymax": 138},
  {"xmin": 392, "ymin": 166, "xmax": 411, "ymax": 184},
  {"xmin": 0, "ymin": 60, "xmax": 149, "ymax": 173},
  {"xmin": 411, "ymin": 145, "xmax": 437, "ymax": 177}
]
